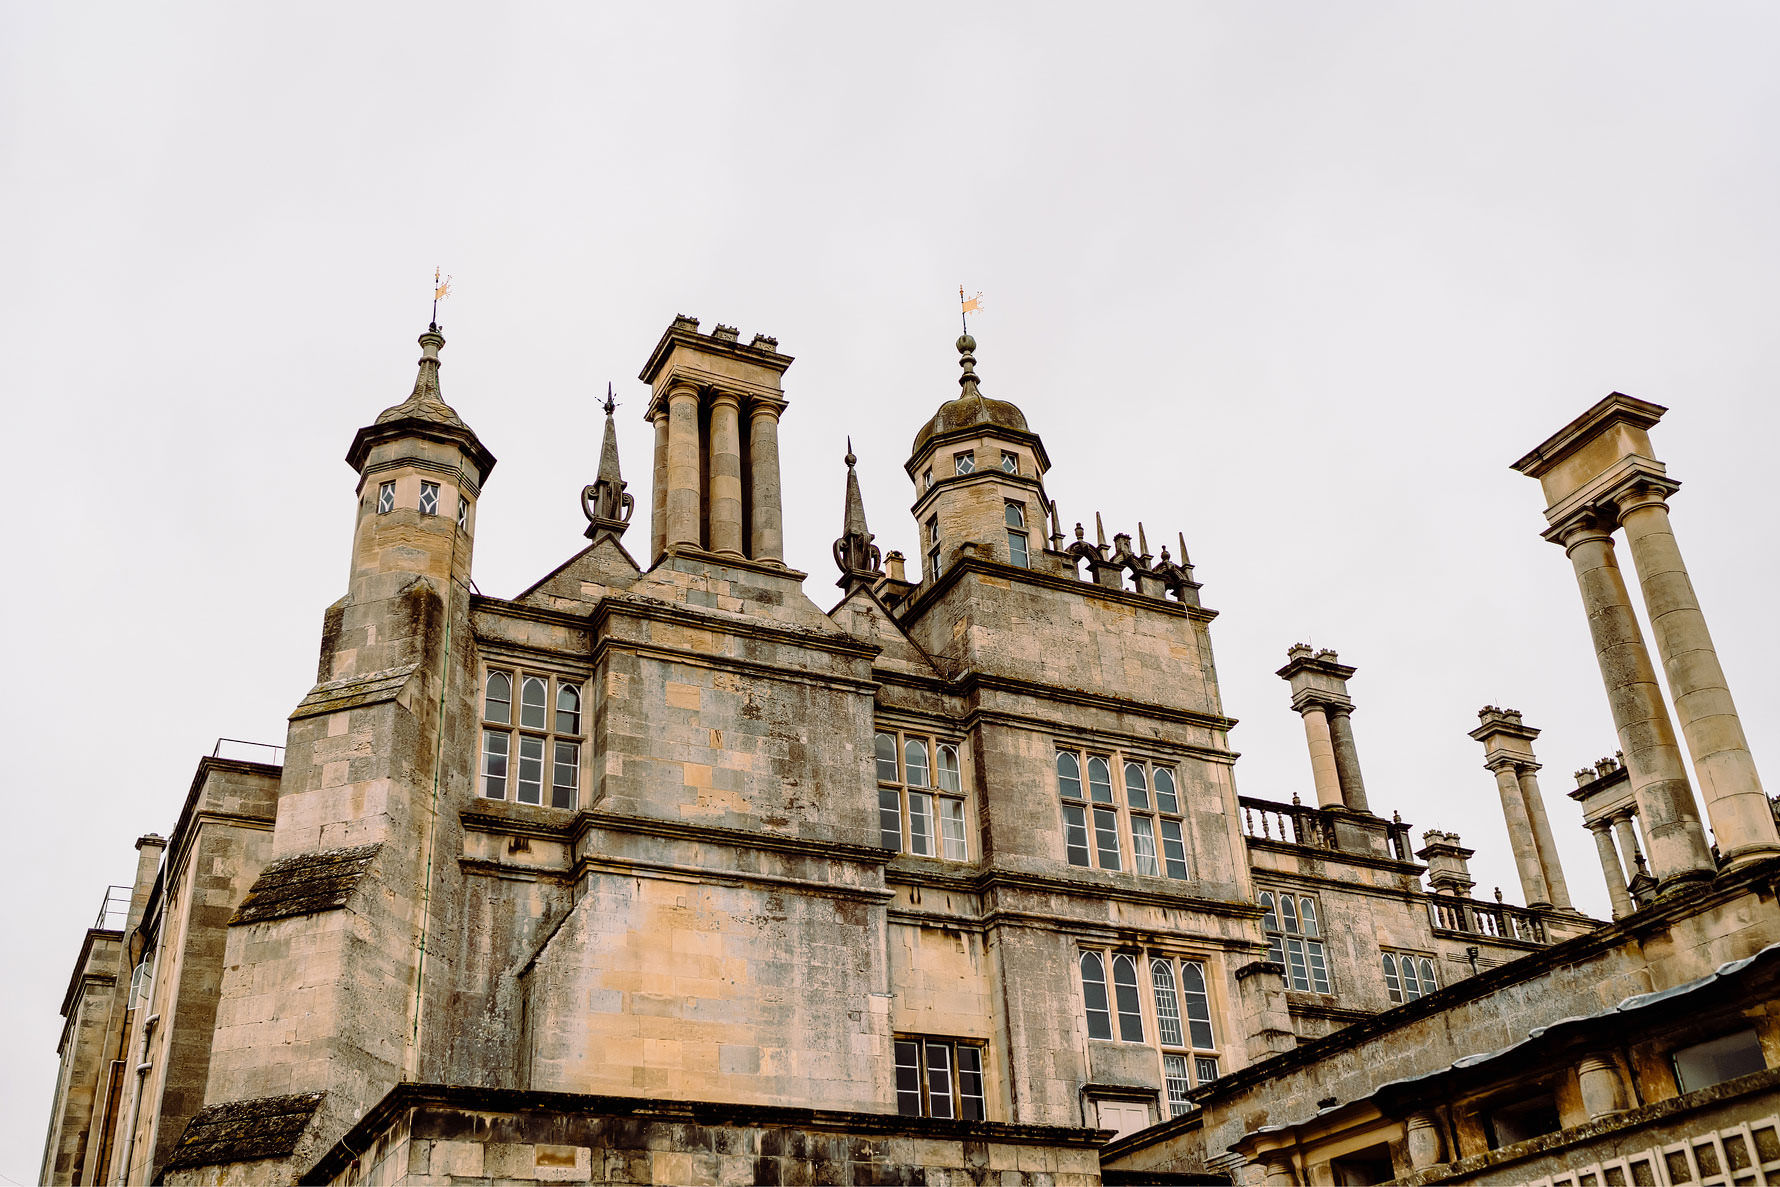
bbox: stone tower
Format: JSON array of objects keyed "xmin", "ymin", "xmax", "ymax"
[{"xmin": 188, "ymin": 323, "xmax": 495, "ymax": 1179}]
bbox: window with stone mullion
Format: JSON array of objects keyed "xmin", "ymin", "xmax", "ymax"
[
  {"xmin": 1056, "ymin": 748, "xmax": 1188, "ymax": 880},
  {"xmin": 481, "ymin": 668, "xmax": 582, "ymax": 810},
  {"xmin": 894, "ymin": 1037, "xmax": 986, "ymax": 1120},
  {"xmin": 1260, "ymin": 891, "xmax": 1332, "ymax": 994},
  {"xmin": 875, "ymin": 729, "xmax": 967, "ymax": 860}
]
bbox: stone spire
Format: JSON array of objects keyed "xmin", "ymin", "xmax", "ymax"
[
  {"xmin": 581, "ymin": 384, "xmax": 635, "ymax": 542},
  {"xmin": 832, "ymin": 438, "xmax": 882, "ymax": 592}
]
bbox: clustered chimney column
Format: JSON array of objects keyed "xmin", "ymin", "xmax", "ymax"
[
  {"xmin": 750, "ymin": 404, "xmax": 785, "ymax": 563},
  {"xmin": 1298, "ymin": 703, "xmax": 1344, "ymax": 809},
  {"xmin": 1516, "ymin": 763, "xmax": 1572, "ymax": 909},
  {"xmin": 1614, "ymin": 482, "xmax": 1780, "ymax": 867},
  {"xmin": 650, "ymin": 411, "xmax": 670, "ymax": 562},
  {"xmin": 707, "ymin": 393, "xmax": 745, "ymax": 557},
  {"xmin": 1558, "ymin": 520, "xmax": 1714, "ymax": 886},
  {"xmin": 1471, "ymin": 708, "xmax": 1572, "ymax": 911},
  {"xmin": 1585, "ymin": 819, "xmax": 1636, "ymax": 919},
  {"xmin": 1490, "ymin": 759, "xmax": 1551, "ymax": 908},
  {"xmin": 1278, "ymin": 645, "xmax": 1368, "ymax": 812},
  {"xmin": 1325, "ymin": 704, "xmax": 1370, "ymax": 813},
  {"xmin": 664, "ymin": 381, "xmax": 702, "ymax": 550}
]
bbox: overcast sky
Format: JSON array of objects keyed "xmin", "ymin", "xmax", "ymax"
[{"xmin": 5, "ymin": 3, "xmax": 1779, "ymax": 1178}]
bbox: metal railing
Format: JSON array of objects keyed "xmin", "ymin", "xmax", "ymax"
[
  {"xmin": 212, "ymin": 738, "xmax": 285, "ymax": 766},
  {"xmin": 1428, "ymin": 897, "xmax": 1546, "ymax": 944},
  {"xmin": 95, "ymin": 885, "xmax": 131, "ymax": 931}
]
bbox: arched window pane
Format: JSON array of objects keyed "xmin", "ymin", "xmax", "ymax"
[
  {"xmin": 904, "ymin": 739, "xmax": 929, "ymax": 788},
  {"xmin": 484, "ymin": 672, "xmax": 512, "ymax": 724},
  {"xmin": 1298, "ymin": 897, "xmax": 1319, "ymax": 938},
  {"xmin": 1004, "ymin": 501, "xmax": 1025, "ymax": 528},
  {"xmin": 1087, "ymin": 757, "xmax": 1113, "ymax": 804},
  {"xmin": 1401, "ymin": 955, "xmax": 1421, "ymax": 1000},
  {"xmin": 1181, "ymin": 961, "xmax": 1215, "ymax": 1049},
  {"xmin": 1154, "ymin": 768, "xmax": 1179, "ymax": 814},
  {"xmin": 1112, "ymin": 955, "xmax": 1143, "ymax": 1041},
  {"xmin": 1056, "ymin": 752, "xmax": 1082, "ymax": 799},
  {"xmin": 1382, "ymin": 954, "xmax": 1402, "ymax": 1003},
  {"xmin": 937, "ymin": 745, "xmax": 961, "ymax": 792},
  {"xmin": 555, "ymin": 683, "xmax": 582, "ymax": 734},
  {"xmin": 876, "ymin": 733, "xmax": 899, "ymax": 782},
  {"xmin": 1124, "ymin": 762, "xmax": 1150, "ymax": 810},
  {"xmin": 1080, "ymin": 953, "xmax": 1112, "ymax": 1041},
  {"xmin": 1279, "ymin": 894, "xmax": 1300, "ymax": 935},
  {"xmin": 1259, "ymin": 892, "xmax": 1278, "ymax": 931},
  {"xmin": 1420, "ymin": 958, "xmax": 1438, "ymax": 993},
  {"xmin": 1151, "ymin": 959, "xmax": 1183, "ymax": 1047},
  {"xmin": 520, "ymin": 676, "xmax": 548, "ymax": 730}
]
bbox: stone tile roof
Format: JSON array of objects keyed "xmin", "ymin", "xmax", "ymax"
[
  {"xmin": 290, "ymin": 663, "xmax": 419, "ymax": 721},
  {"xmin": 161, "ymin": 1091, "xmax": 323, "ymax": 1172},
  {"xmin": 232, "ymin": 843, "xmax": 381, "ymax": 925}
]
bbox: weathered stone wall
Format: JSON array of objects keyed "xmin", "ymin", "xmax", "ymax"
[
  {"xmin": 40, "ymin": 932, "xmax": 121, "ymax": 1185},
  {"xmin": 132, "ymin": 761, "xmax": 279, "ymax": 1182},
  {"xmin": 310, "ymin": 1087, "xmax": 1108, "ymax": 1187},
  {"xmin": 1105, "ymin": 869, "xmax": 1780, "ymax": 1179},
  {"xmin": 526, "ymin": 858, "xmax": 893, "ymax": 1112}
]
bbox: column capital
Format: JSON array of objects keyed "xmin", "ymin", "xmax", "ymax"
[
  {"xmin": 1604, "ymin": 473, "xmax": 1681, "ymax": 526},
  {"xmin": 1290, "ymin": 690, "xmax": 1350, "ymax": 715},
  {"xmin": 1609, "ymin": 806, "xmax": 1638, "ymax": 826},
  {"xmin": 1584, "ymin": 816, "xmax": 1614, "ymax": 835},
  {"xmin": 747, "ymin": 396, "xmax": 787, "ymax": 420},
  {"xmin": 707, "ymin": 389, "xmax": 743, "ymax": 410},
  {"xmin": 1546, "ymin": 509, "xmax": 1617, "ymax": 552}
]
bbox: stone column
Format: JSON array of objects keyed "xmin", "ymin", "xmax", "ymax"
[
  {"xmin": 1258, "ymin": 1154, "xmax": 1298, "ymax": 1186},
  {"xmin": 1616, "ymin": 486, "xmax": 1780, "ymax": 867},
  {"xmin": 707, "ymin": 392, "xmax": 745, "ymax": 557},
  {"xmin": 1324, "ymin": 705, "xmax": 1370, "ymax": 812},
  {"xmin": 1559, "ymin": 520, "xmax": 1714, "ymax": 887},
  {"xmin": 748, "ymin": 404, "xmax": 784, "ymax": 562},
  {"xmin": 664, "ymin": 383, "xmax": 702, "ymax": 550},
  {"xmin": 1587, "ymin": 819, "xmax": 1635, "ymax": 919},
  {"xmin": 650, "ymin": 411, "xmax": 670, "ymax": 563},
  {"xmin": 1611, "ymin": 810, "xmax": 1645, "ymax": 885},
  {"xmin": 1577, "ymin": 1054, "xmax": 1628, "ymax": 1120},
  {"xmin": 1516, "ymin": 764, "xmax": 1572, "ymax": 910},
  {"xmin": 1492, "ymin": 761, "xmax": 1551, "ymax": 907},
  {"xmin": 1404, "ymin": 1112, "xmax": 1445, "ymax": 1171},
  {"xmin": 1298, "ymin": 705, "xmax": 1343, "ymax": 808}
]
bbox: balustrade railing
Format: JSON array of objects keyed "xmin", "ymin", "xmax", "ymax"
[
  {"xmin": 1239, "ymin": 796, "xmax": 1331, "ymax": 849},
  {"xmin": 1427, "ymin": 897, "xmax": 1547, "ymax": 944}
]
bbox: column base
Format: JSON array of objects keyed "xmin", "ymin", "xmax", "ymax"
[
  {"xmin": 1718, "ymin": 840, "xmax": 1780, "ymax": 870},
  {"xmin": 1655, "ymin": 867, "xmax": 1716, "ymax": 898}
]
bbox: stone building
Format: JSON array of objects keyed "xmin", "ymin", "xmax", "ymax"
[{"xmin": 39, "ymin": 318, "xmax": 1778, "ymax": 1186}]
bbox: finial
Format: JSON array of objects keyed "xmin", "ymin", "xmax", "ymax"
[
  {"xmin": 1177, "ymin": 532, "xmax": 1192, "ymax": 567},
  {"xmin": 431, "ymin": 266, "xmax": 451, "ymax": 330},
  {"xmin": 1137, "ymin": 523, "xmax": 1150, "ymax": 559},
  {"xmin": 956, "ymin": 332, "xmax": 981, "ymax": 395},
  {"xmin": 582, "ymin": 382, "xmax": 633, "ymax": 541},
  {"xmin": 1074, "ymin": 522, "xmax": 1085, "ymax": 542},
  {"xmin": 833, "ymin": 436, "xmax": 881, "ymax": 592},
  {"xmin": 1095, "ymin": 512, "xmax": 1107, "ymax": 550}
]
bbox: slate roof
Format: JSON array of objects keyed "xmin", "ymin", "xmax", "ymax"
[
  {"xmin": 162, "ymin": 1091, "xmax": 324, "ymax": 1172},
  {"xmin": 232, "ymin": 843, "xmax": 381, "ymax": 925}
]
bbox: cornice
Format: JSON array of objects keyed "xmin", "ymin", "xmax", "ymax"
[
  {"xmin": 573, "ymin": 810, "xmax": 893, "ymax": 867},
  {"xmin": 573, "ymin": 853, "xmax": 895, "ymax": 903},
  {"xmin": 1245, "ymin": 838, "xmax": 1426, "ymax": 879},
  {"xmin": 593, "ymin": 592, "xmax": 879, "ymax": 663}
]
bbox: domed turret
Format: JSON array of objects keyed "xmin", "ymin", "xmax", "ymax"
[
  {"xmin": 904, "ymin": 334, "xmax": 1052, "ymax": 586},
  {"xmin": 910, "ymin": 334, "xmax": 1032, "ymax": 457}
]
